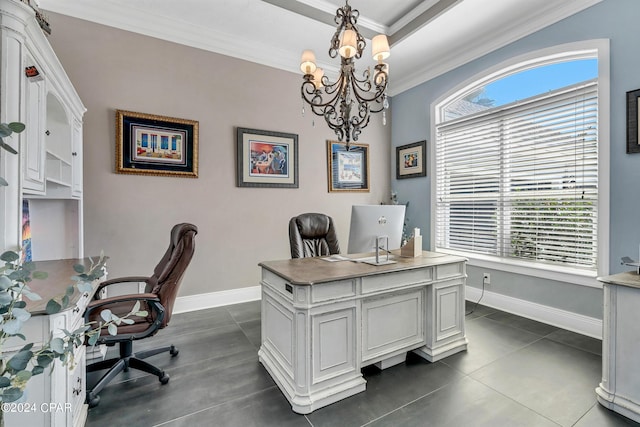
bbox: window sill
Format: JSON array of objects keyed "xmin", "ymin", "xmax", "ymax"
[{"xmin": 436, "ymin": 248, "xmax": 602, "ymax": 289}]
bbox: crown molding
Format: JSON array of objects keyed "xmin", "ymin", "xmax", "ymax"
[{"xmin": 42, "ymin": 0, "xmax": 603, "ymax": 98}]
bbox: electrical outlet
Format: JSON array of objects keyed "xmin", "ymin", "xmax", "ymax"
[{"xmin": 483, "ymin": 273, "xmax": 491, "ymax": 286}]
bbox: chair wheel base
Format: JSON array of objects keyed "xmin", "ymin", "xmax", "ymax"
[
  {"xmin": 170, "ymin": 345, "xmax": 179, "ymax": 357},
  {"xmin": 160, "ymin": 373, "xmax": 170, "ymax": 384},
  {"xmin": 87, "ymin": 394, "xmax": 100, "ymax": 408}
]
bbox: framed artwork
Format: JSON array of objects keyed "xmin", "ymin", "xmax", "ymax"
[
  {"xmin": 116, "ymin": 110, "xmax": 199, "ymax": 177},
  {"xmin": 326, "ymin": 140, "xmax": 370, "ymax": 192},
  {"xmin": 236, "ymin": 127, "xmax": 298, "ymax": 188},
  {"xmin": 627, "ymin": 88, "xmax": 640, "ymax": 153},
  {"xmin": 396, "ymin": 140, "xmax": 427, "ymax": 179}
]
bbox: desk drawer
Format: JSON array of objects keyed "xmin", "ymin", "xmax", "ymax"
[
  {"xmin": 262, "ymin": 270, "xmax": 293, "ymax": 301},
  {"xmin": 362, "ymin": 268, "xmax": 432, "ymax": 294},
  {"xmin": 361, "ymin": 289, "xmax": 425, "ymax": 363}
]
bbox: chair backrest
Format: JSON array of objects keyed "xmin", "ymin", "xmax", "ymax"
[
  {"xmin": 289, "ymin": 213, "xmax": 340, "ymax": 258},
  {"xmin": 147, "ymin": 223, "xmax": 198, "ymax": 326}
]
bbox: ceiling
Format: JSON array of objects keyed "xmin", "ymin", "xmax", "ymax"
[{"xmin": 38, "ymin": 0, "xmax": 602, "ymax": 96}]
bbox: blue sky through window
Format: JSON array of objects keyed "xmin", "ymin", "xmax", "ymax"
[{"xmin": 480, "ymin": 59, "xmax": 598, "ymax": 107}]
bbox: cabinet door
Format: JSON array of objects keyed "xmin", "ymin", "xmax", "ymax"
[
  {"xmin": 22, "ymin": 76, "xmax": 46, "ymax": 194},
  {"xmin": 71, "ymin": 117, "xmax": 82, "ymax": 198}
]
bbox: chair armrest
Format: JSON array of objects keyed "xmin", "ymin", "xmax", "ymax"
[
  {"xmin": 84, "ymin": 293, "xmax": 165, "ymax": 342},
  {"xmin": 94, "ymin": 276, "xmax": 154, "ymax": 296}
]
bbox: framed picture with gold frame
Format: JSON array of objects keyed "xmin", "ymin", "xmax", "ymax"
[
  {"xmin": 326, "ymin": 140, "xmax": 369, "ymax": 192},
  {"xmin": 116, "ymin": 110, "xmax": 199, "ymax": 177}
]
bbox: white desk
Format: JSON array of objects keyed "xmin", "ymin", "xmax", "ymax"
[
  {"xmin": 596, "ymin": 271, "xmax": 640, "ymax": 422},
  {"xmin": 258, "ymin": 251, "xmax": 468, "ymax": 414}
]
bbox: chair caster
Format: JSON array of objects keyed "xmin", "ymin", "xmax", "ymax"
[
  {"xmin": 170, "ymin": 345, "xmax": 179, "ymax": 357},
  {"xmin": 159, "ymin": 372, "xmax": 170, "ymax": 385},
  {"xmin": 87, "ymin": 393, "xmax": 100, "ymax": 408}
]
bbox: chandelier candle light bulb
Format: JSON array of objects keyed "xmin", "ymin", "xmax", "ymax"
[{"xmin": 299, "ymin": 0, "xmax": 390, "ymax": 146}]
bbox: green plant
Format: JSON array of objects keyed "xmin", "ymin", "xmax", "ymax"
[
  {"xmin": 0, "ymin": 122, "xmax": 25, "ymax": 187},
  {"xmin": 0, "ymin": 250, "xmax": 147, "ymax": 404}
]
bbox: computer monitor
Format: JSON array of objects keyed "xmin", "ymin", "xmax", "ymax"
[{"xmin": 347, "ymin": 204, "xmax": 406, "ymax": 254}]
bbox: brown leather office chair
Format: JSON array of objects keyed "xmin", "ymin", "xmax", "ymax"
[
  {"xmin": 289, "ymin": 213, "xmax": 340, "ymax": 258},
  {"xmin": 84, "ymin": 223, "xmax": 197, "ymax": 408}
]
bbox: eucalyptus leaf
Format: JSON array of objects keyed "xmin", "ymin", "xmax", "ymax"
[
  {"xmin": 21, "ymin": 287, "xmax": 42, "ymax": 301},
  {"xmin": 0, "ymin": 275, "xmax": 12, "ymax": 290},
  {"xmin": 120, "ymin": 318, "xmax": 134, "ymax": 325},
  {"xmin": 100, "ymin": 309, "xmax": 113, "ymax": 322},
  {"xmin": 15, "ymin": 370, "xmax": 32, "ymax": 382},
  {"xmin": 87, "ymin": 333, "xmax": 99, "ymax": 346},
  {"xmin": 73, "ymin": 264, "xmax": 86, "ymax": 274},
  {"xmin": 0, "ymin": 376, "xmax": 10, "ymax": 388},
  {"xmin": 0, "ymin": 251, "xmax": 20, "ymax": 262},
  {"xmin": 2, "ymin": 387, "xmax": 24, "ymax": 402},
  {"xmin": 32, "ymin": 270, "xmax": 48, "ymax": 280},
  {"xmin": 0, "ymin": 176, "xmax": 8, "ymax": 186},
  {"xmin": 31, "ymin": 365, "xmax": 44, "ymax": 375},
  {"xmin": 132, "ymin": 301, "xmax": 141, "ymax": 313},
  {"xmin": 22, "ymin": 262, "xmax": 36, "ymax": 272},
  {"xmin": 50, "ymin": 337, "xmax": 64, "ymax": 354},
  {"xmin": 12, "ymin": 307, "xmax": 31, "ymax": 322},
  {"xmin": 2, "ymin": 319, "xmax": 23, "ymax": 335},
  {"xmin": 0, "ymin": 124, "xmax": 10, "ymax": 137},
  {"xmin": 8, "ymin": 122, "xmax": 25, "ymax": 133},
  {"xmin": 0, "ymin": 291, "xmax": 13, "ymax": 306},
  {"xmin": 45, "ymin": 299, "xmax": 62, "ymax": 314},
  {"xmin": 107, "ymin": 323, "xmax": 117, "ymax": 336},
  {"xmin": 8, "ymin": 350, "xmax": 33, "ymax": 371},
  {"xmin": 77, "ymin": 282, "xmax": 93, "ymax": 293},
  {"xmin": 37, "ymin": 354, "xmax": 53, "ymax": 367},
  {"xmin": 0, "ymin": 140, "xmax": 17, "ymax": 155},
  {"xmin": 135, "ymin": 310, "xmax": 148, "ymax": 317}
]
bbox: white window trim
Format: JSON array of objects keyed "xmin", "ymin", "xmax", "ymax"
[{"xmin": 430, "ymin": 39, "xmax": 610, "ymax": 288}]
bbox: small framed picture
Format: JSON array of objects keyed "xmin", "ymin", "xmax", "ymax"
[
  {"xmin": 116, "ymin": 110, "xmax": 199, "ymax": 177},
  {"xmin": 236, "ymin": 127, "xmax": 298, "ymax": 188},
  {"xmin": 326, "ymin": 140, "xmax": 370, "ymax": 192},
  {"xmin": 627, "ymin": 88, "xmax": 640, "ymax": 154},
  {"xmin": 396, "ymin": 140, "xmax": 427, "ymax": 179}
]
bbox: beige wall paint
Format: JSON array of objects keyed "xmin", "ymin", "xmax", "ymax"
[{"xmin": 45, "ymin": 13, "xmax": 392, "ymax": 297}]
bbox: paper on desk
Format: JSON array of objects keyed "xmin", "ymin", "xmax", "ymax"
[{"xmin": 322, "ymin": 254, "xmax": 351, "ymax": 262}]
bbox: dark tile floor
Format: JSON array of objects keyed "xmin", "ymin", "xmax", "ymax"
[{"xmin": 86, "ymin": 301, "xmax": 639, "ymax": 427}]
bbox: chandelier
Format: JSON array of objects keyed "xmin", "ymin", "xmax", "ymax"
[{"xmin": 300, "ymin": 1, "xmax": 390, "ymax": 146}]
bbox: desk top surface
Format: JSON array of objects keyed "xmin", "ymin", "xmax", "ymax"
[
  {"xmin": 598, "ymin": 271, "xmax": 640, "ymax": 289},
  {"xmin": 24, "ymin": 257, "xmax": 102, "ymax": 315},
  {"xmin": 259, "ymin": 251, "xmax": 466, "ymax": 285}
]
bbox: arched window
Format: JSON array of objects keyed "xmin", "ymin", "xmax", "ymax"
[{"xmin": 433, "ymin": 42, "xmax": 609, "ymax": 281}]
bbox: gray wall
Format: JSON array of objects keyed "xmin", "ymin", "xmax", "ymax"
[
  {"xmin": 46, "ymin": 13, "xmax": 392, "ymax": 297},
  {"xmin": 391, "ymin": 0, "xmax": 640, "ymax": 319}
]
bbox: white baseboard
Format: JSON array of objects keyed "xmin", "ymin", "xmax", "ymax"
[
  {"xmin": 173, "ymin": 285, "xmax": 261, "ymax": 314},
  {"xmin": 466, "ymin": 286, "xmax": 603, "ymax": 340}
]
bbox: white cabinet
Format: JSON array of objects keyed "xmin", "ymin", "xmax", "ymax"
[
  {"xmin": 3, "ymin": 259, "xmax": 100, "ymax": 427},
  {"xmin": 0, "ymin": 1, "xmax": 87, "ymax": 426},
  {"xmin": 0, "ymin": 0, "xmax": 86, "ymax": 261},
  {"xmin": 22, "ymin": 57, "xmax": 46, "ymax": 194},
  {"xmin": 596, "ymin": 272, "xmax": 640, "ymax": 423}
]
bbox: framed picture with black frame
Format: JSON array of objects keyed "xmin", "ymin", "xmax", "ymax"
[
  {"xmin": 116, "ymin": 110, "xmax": 199, "ymax": 177},
  {"xmin": 396, "ymin": 140, "xmax": 427, "ymax": 179},
  {"xmin": 326, "ymin": 140, "xmax": 370, "ymax": 192},
  {"xmin": 236, "ymin": 127, "xmax": 299, "ymax": 188},
  {"xmin": 627, "ymin": 88, "xmax": 640, "ymax": 153}
]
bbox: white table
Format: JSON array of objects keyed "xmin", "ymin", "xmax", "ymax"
[
  {"xmin": 258, "ymin": 251, "xmax": 468, "ymax": 414},
  {"xmin": 596, "ymin": 271, "xmax": 640, "ymax": 422}
]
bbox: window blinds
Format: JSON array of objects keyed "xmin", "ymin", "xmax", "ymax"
[{"xmin": 435, "ymin": 80, "xmax": 598, "ymax": 270}]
